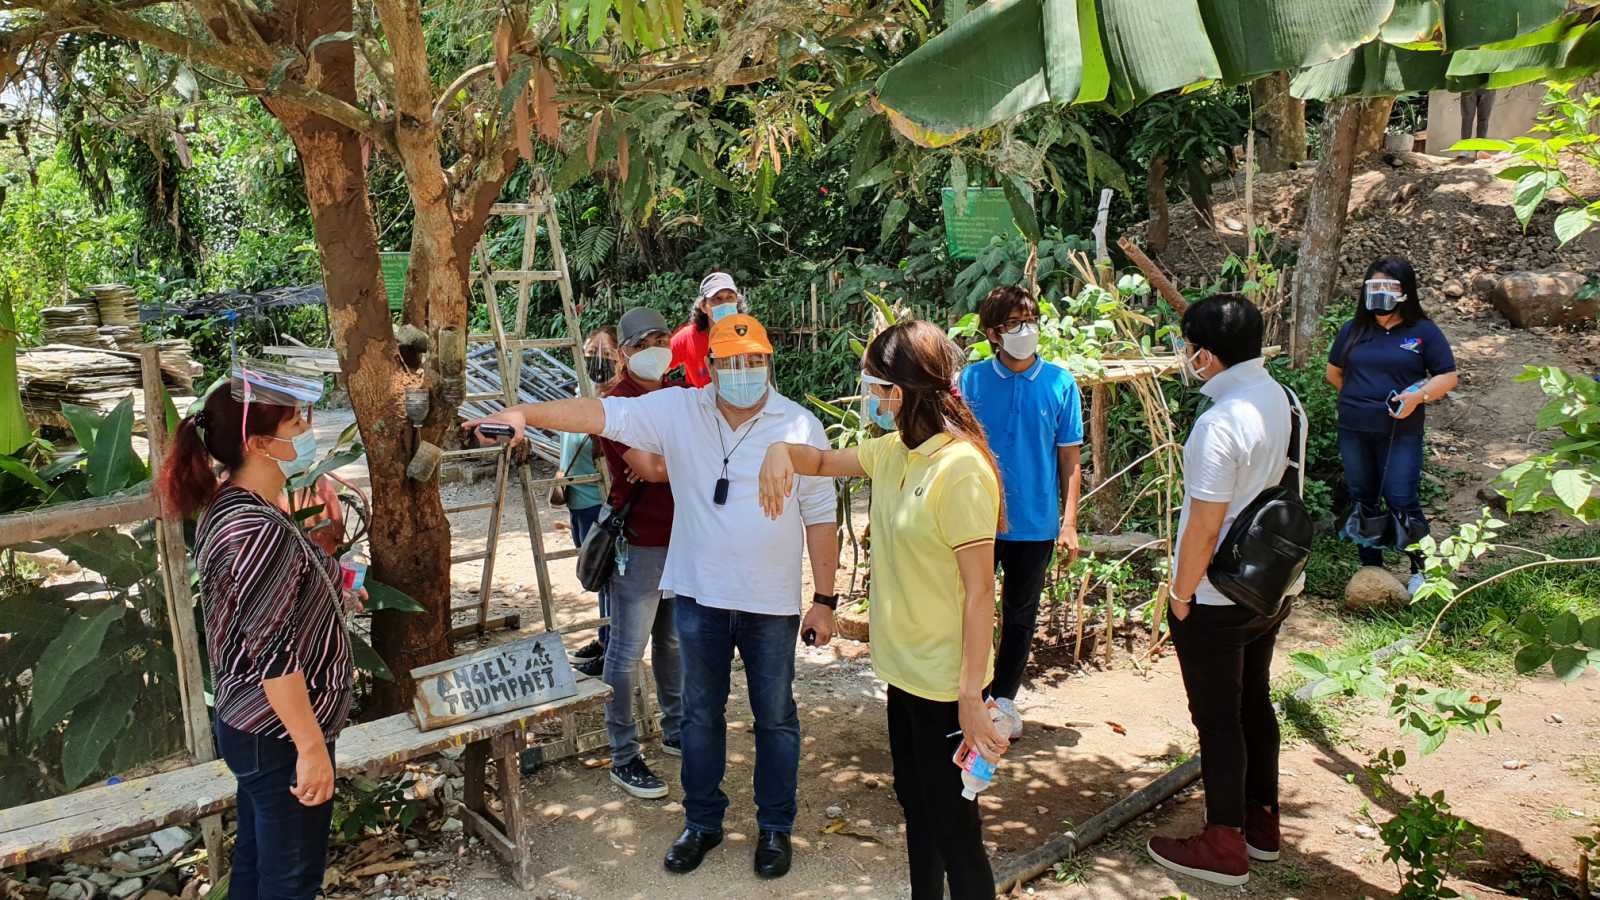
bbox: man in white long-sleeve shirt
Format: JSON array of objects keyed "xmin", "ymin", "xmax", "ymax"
[{"xmin": 466, "ymin": 313, "xmax": 838, "ymax": 882}]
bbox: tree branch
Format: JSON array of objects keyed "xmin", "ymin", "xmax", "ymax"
[
  {"xmin": 8, "ymin": 0, "xmax": 396, "ymax": 153},
  {"xmin": 432, "ymin": 61, "xmax": 493, "ymax": 125}
]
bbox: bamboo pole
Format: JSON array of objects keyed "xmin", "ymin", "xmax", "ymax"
[
  {"xmin": 0, "ymin": 493, "xmax": 157, "ymax": 546},
  {"xmin": 1102, "ymin": 582, "xmax": 1115, "ymax": 669},
  {"xmin": 1072, "ymin": 570, "xmax": 1090, "ymax": 664},
  {"xmin": 992, "ymin": 756, "xmax": 1203, "ymax": 893},
  {"xmin": 140, "ymin": 346, "xmax": 224, "ymax": 882}
]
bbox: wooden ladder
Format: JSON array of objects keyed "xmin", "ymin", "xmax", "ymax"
[{"xmin": 448, "ymin": 175, "xmax": 659, "ymax": 761}]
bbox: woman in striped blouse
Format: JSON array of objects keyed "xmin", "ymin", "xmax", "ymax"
[{"xmin": 158, "ymin": 375, "xmax": 354, "ymax": 900}]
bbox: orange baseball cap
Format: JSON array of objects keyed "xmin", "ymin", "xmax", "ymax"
[{"xmin": 708, "ymin": 313, "xmax": 772, "ymax": 358}]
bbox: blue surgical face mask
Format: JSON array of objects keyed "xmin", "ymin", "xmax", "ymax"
[
  {"xmin": 710, "ymin": 302, "xmax": 738, "ymax": 323},
  {"xmin": 715, "ymin": 366, "xmax": 769, "ymax": 408},
  {"xmin": 271, "ymin": 429, "xmax": 319, "ymax": 477},
  {"xmin": 866, "ymin": 392, "xmax": 897, "ymax": 431}
]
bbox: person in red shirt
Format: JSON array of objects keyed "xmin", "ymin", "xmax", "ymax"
[
  {"xmin": 669, "ymin": 271, "xmax": 742, "ymax": 388},
  {"xmin": 598, "ymin": 306, "xmax": 686, "ymax": 801}
]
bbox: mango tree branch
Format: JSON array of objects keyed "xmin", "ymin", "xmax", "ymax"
[
  {"xmin": 432, "ymin": 61, "xmax": 493, "ymax": 125},
  {"xmin": 1422, "ymin": 555, "xmax": 1600, "ymax": 648},
  {"xmin": 8, "ymin": 0, "xmax": 395, "ymax": 153}
]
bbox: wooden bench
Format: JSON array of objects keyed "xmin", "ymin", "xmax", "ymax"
[{"xmin": 0, "ymin": 676, "xmax": 609, "ymax": 889}]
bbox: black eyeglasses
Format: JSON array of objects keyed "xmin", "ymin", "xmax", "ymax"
[{"xmin": 998, "ymin": 319, "xmax": 1038, "ymax": 335}]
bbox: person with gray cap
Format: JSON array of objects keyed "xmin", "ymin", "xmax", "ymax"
[
  {"xmin": 669, "ymin": 271, "xmax": 743, "ymax": 388},
  {"xmin": 597, "ymin": 306, "xmax": 686, "ymax": 799}
]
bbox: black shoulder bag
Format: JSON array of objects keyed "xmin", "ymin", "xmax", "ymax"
[
  {"xmin": 1205, "ymin": 385, "xmax": 1313, "ymax": 619},
  {"xmin": 574, "ymin": 485, "xmax": 643, "ymax": 592}
]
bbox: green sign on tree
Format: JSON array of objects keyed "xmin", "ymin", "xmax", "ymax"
[
  {"xmin": 941, "ymin": 187, "xmax": 1018, "ymax": 260},
  {"xmin": 380, "ymin": 252, "xmax": 410, "ymax": 312}
]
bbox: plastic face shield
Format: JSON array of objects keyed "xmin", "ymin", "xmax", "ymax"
[
  {"xmin": 1364, "ymin": 278, "xmax": 1404, "ymax": 312},
  {"xmin": 230, "ymin": 357, "xmax": 323, "ymax": 441},
  {"xmin": 859, "ymin": 372, "xmax": 895, "ymax": 424}
]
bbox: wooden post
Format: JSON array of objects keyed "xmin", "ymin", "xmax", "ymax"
[
  {"xmin": 139, "ymin": 346, "xmax": 224, "ymax": 882},
  {"xmin": 491, "ymin": 731, "xmax": 534, "ymax": 888},
  {"xmin": 1102, "ymin": 582, "xmax": 1115, "ymax": 668},
  {"xmin": 1072, "ymin": 570, "xmax": 1090, "ymax": 664}
]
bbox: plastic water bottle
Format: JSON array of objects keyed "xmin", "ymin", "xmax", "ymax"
[
  {"xmin": 340, "ymin": 545, "xmax": 368, "ymax": 592},
  {"xmin": 614, "ymin": 534, "xmax": 630, "ymax": 576},
  {"xmin": 952, "ymin": 703, "xmax": 1017, "ymax": 800}
]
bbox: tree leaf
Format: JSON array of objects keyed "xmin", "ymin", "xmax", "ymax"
[
  {"xmin": 1002, "ymin": 176, "xmax": 1041, "ymax": 242},
  {"xmin": 59, "ymin": 403, "xmax": 101, "ymax": 454},
  {"xmin": 350, "ymin": 634, "xmax": 395, "ymax": 681},
  {"xmin": 879, "ymin": 198, "xmax": 910, "ymax": 246},
  {"xmin": 534, "ymin": 59, "xmax": 560, "ymax": 144},
  {"xmin": 1450, "ymin": 137, "xmax": 1516, "ymax": 153},
  {"xmin": 1550, "ymin": 610, "xmax": 1582, "ymax": 645},
  {"xmin": 1580, "ymin": 615, "xmax": 1600, "ymax": 649},
  {"xmin": 1512, "ymin": 170, "xmax": 1556, "ymax": 225},
  {"xmin": 1551, "ymin": 646, "xmax": 1590, "ymax": 682},
  {"xmin": 1554, "ymin": 207, "xmax": 1596, "ymax": 245},
  {"xmin": 493, "ymin": 17, "xmax": 513, "ymax": 84},
  {"xmin": 1514, "ymin": 641, "xmax": 1555, "ymax": 674},
  {"xmin": 27, "ymin": 604, "xmax": 122, "ymax": 738},
  {"xmin": 587, "ymin": 0, "xmax": 609, "ymax": 45},
  {"xmin": 1551, "ymin": 468, "xmax": 1591, "ymax": 514},
  {"xmin": 61, "ymin": 674, "xmax": 139, "ymax": 788},
  {"xmin": 364, "ymin": 579, "xmax": 425, "ymax": 613},
  {"xmin": 682, "ymin": 147, "xmax": 736, "ymax": 192}
]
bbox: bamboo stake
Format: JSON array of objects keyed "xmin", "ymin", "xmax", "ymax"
[
  {"xmin": 1072, "ymin": 570, "xmax": 1090, "ymax": 664},
  {"xmin": 1103, "ymin": 582, "xmax": 1115, "ymax": 668}
]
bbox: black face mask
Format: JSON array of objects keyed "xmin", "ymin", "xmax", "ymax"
[{"xmin": 585, "ymin": 355, "xmax": 614, "ymax": 384}]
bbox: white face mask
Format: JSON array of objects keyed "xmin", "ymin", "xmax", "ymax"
[
  {"xmin": 626, "ymin": 346, "xmax": 671, "ymax": 382},
  {"xmin": 998, "ymin": 323, "xmax": 1040, "ymax": 360},
  {"xmin": 1180, "ymin": 345, "xmax": 1211, "ymax": 384}
]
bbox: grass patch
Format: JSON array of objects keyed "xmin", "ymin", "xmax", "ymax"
[
  {"xmin": 1273, "ymin": 673, "xmax": 1354, "ymax": 747},
  {"xmin": 1305, "ymin": 534, "xmax": 1361, "ymax": 600},
  {"xmin": 1052, "ymin": 856, "xmax": 1093, "ymax": 885},
  {"xmin": 1327, "ymin": 528, "xmax": 1600, "ymax": 681}
]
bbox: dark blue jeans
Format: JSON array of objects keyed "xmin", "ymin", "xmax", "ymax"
[
  {"xmin": 570, "ymin": 504, "xmax": 608, "ymax": 646},
  {"xmin": 673, "ymin": 596, "xmax": 800, "ymax": 834},
  {"xmin": 1338, "ymin": 427, "xmax": 1427, "ymax": 569},
  {"xmin": 216, "ymin": 720, "xmax": 335, "ymax": 900}
]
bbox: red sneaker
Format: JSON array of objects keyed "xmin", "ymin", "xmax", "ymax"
[
  {"xmin": 1147, "ymin": 824, "xmax": 1250, "ymax": 886},
  {"xmin": 1245, "ymin": 806, "xmax": 1281, "ymax": 861}
]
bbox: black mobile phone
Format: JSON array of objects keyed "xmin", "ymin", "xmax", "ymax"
[
  {"xmin": 478, "ymin": 422, "xmax": 516, "ymax": 438},
  {"xmin": 802, "ymin": 628, "xmax": 817, "ymax": 646}
]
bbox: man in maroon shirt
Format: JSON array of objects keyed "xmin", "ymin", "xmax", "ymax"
[
  {"xmin": 598, "ymin": 306, "xmax": 686, "ymax": 800},
  {"xmin": 669, "ymin": 271, "xmax": 741, "ymax": 388}
]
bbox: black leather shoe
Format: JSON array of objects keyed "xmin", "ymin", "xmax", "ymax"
[
  {"xmin": 663, "ymin": 827, "xmax": 723, "ymax": 874},
  {"xmin": 753, "ymin": 829, "xmax": 792, "ymax": 879}
]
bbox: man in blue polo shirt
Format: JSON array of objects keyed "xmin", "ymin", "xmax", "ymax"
[{"xmin": 959, "ymin": 285, "xmax": 1083, "ymax": 739}]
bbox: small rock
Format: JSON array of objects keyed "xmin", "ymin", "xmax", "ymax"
[
  {"xmin": 1504, "ymin": 759, "xmax": 1528, "ymax": 770},
  {"xmin": 1475, "ymin": 483, "xmax": 1508, "ymax": 512},
  {"xmin": 1354, "ymin": 824, "xmax": 1378, "ymax": 840},
  {"xmin": 374, "ymin": 874, "xmax": 390, "ymax": 889},
  {"xmin": 414, "ymin": 851, "xmax": 426, "ymax": 860},
  {"xmin": 130, "ymin": 846, "xmax": 162, "ymax": 862},
  {"xmin": 1444, "ymin": 279, "xmax": 1465, "ymax": 299},
  {"xmin": 110, "ymin": 851, "xmax": 139, "ymax": 869},
  {"xmin": 467, "ymin": 837, "xmax": 479, "ymax": 847},
  {"xmin": 110, "ymin": 878, "xmax": 144, "ymax": 899},
  {"xmin": 1490, "ymin": 270, "xmax": 1597, "ymax": 328},
  {"xmin": 1343, "ymin": 566, "xmax": 1410, "ymax": 610},
  {"xmin": 1547, "ymin": 713, "xmax": 1565, "ymax": 725},
  {"xmin": 862, "ymin": 775, "xmax": 882, "ymax": 790},
  {"xmin": 825, "ymin": 805, "xmax": 844, "ymax": 819},
  {"xmin": 47, "ymin": 883, "xmax": 85, "ymax": 900},
  {"xmin": 440, "ymin": 817, "xmax": 464, "ymax": 833},
  {"xmin": 405, "ymin": 839, "xmax": 420, "ymax": 851},
  {"xmin": 89, "ymin": 873, "xmax": 118, "ymax": 890},
  {"xmin": 149, "ymin": 826, "xmax": 191, "ymax": 857},
  {"xmin": 144, "ymin": 892, "xmax": 176, "ymax": 900}
]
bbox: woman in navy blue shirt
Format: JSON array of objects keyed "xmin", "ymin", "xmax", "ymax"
[{"xmin": 1326, "ymin": 257, "xmax": 1460, "ymax": 595}]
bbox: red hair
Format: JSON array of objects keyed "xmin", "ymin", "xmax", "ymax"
[{"xmin": 158, "ymin": 388, "xmax": 296, "ymax": 518}]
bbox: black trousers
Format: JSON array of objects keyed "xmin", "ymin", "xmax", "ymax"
[
  {"xmin": 886, "ymin": 685, "xmax": 995, "ymax": 900},
  {"xmin": 1169, "ymin": 601, "xmax": 1290, "ymax": 828},
  {"xmin": 991, "ymin": 539, "xmax": 1055, "ymax": 700}
]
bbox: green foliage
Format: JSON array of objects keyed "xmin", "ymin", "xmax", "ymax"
[
  {"xmin": 946, "ymin": 232, "xmax": 1095, "ymax": 313},
  {"xmin": 1496, "ymin": 366, "xmax": 1600, "ymax": 522},
  {"xmin": 333, "ymin": 772, "xmax": 428, "ymax": 839},
  {"xmin": 1359, "ymin": 748, "xmax": 1485, "ymax": 900},
  {"xmin": 1466, "ymin": 82, "xmax": 1600, "ymax": 245}
]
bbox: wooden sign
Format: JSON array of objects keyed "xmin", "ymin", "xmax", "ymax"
[{"xmin": 408, "ymin": 633, "xmax": 578, "ymax": 731}]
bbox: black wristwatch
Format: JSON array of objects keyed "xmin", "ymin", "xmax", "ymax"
[{"xmin": 812, "ymin": 592, "xmax": 838, "ymax": 610}]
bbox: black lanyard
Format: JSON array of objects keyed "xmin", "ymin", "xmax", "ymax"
[{"xmin": 712, "ymin": 413, "xmax": 759, "ymax": 505}]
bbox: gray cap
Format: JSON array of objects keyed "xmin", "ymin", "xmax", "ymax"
[{"xmin": 618, "ymin": 307, "xmax": 671, "ymax": 347}]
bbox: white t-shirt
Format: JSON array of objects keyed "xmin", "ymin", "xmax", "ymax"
[
  {"xmin": 600, "ymin": 385, "xmax": 836, "ymax": 615},
  {"xmin": 1173, "ymin": 358, "xmax": 1307, "ymax": 606}
]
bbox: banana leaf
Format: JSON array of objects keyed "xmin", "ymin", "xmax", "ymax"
[{"xmin": 0, "ymin": 291, "xmax": 27, "ymax": 455}]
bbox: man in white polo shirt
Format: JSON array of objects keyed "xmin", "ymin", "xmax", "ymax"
[
  {"xmin": 464, "ymin": 314, "xmax": 838, "ymax": 882},
  {"xmin": 1147, "ymin": 293, "xmax": 1304, "ymax": 889}
]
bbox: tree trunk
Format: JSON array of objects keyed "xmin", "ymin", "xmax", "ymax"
[
  {"xmin": 1146, "ymin": 154, "xmax": 1170, "ymax": 254},
  {"xmin": 1290, "ymin": 99, "xmax": 1362, "ymax": 368},
  {"xmin": 263, "ymin": 0, "xmax": 452, "ymax": 715},
  {"xmin": 1354, "ymin": 96, "xmax": 1398, "ymax": 159},
  {"xmin": 1249, "ymin": 72, "xmax": 1307, "ymax": 173}
]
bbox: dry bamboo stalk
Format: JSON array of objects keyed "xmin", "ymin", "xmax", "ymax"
[
  {"xmin": 1103, "ymin": 582, "xmax": 1115, "ymax": 668},
  {"xmin": 1117, "ymin": 237, "xmax": 1188, "ymax": 315},
  {"xmin": 1073, "ymin": 570, "xmax": 1091, "ymax": 663}
]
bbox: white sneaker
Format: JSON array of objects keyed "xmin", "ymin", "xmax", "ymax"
[
  {"xmin": 1407, "ymin": 572, "xmax": 1425, "ymax": 598},
  {"xmin": 993, "ymin": 697, "xmax": 1024, "ymax": 740}
]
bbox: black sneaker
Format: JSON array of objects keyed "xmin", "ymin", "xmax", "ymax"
[
  {"xmin": 572, "ymin": 639, "xmax": 605, "ymax": 660},
  {"xmin": 575, "ymin": 654, "xmax": 604, "ymax": 678},
  {"xmin": 610, "ymin": 757, "xmax": 668, "ymax": 799},
  {"xmin": 661, "ymin": 737, "xmax": 682, "ymax": 758}
]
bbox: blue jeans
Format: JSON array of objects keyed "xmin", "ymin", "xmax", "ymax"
[
  {"xmin": 603, "ymin": 545, "xmax": 683, "ymax": 766},
  {"xmin": 1338, "ymin": 427, "xmax": 1427, "ymax": 569},
  {"xmin": 570, "ymin": 504, "xmax": 608, "ymax": 646},
  {"xmin": 215, "ymin": 720, "xmax": 335, "ymax": 900},
  {"xmin": 673, "ymin": 596, "xmax": 800, "ymax": 834}
]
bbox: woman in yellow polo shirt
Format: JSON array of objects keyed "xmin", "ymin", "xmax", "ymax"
[{"xmin": 757, "ymin": 319, "xmax": 1007, "ymax": 899}]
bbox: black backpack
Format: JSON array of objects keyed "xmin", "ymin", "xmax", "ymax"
[{"xmin": 1205, "ymin": 385, "xmax": 1312, "ymax": 620}]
